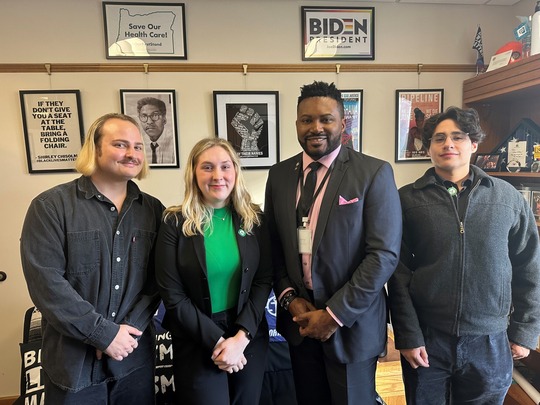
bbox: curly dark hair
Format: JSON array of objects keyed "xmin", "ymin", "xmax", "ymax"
[
  {"xmin": 422, "ymin": 106, "xmax": 486, "ymax": 149},
  {"xmin": 297, "ymin": 81, "xmax": 344, "ymax": 118}
]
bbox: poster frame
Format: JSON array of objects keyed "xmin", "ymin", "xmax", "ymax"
[{"xmin": 19, "ymin": 90, "xmax": 84, "ymax": 173}]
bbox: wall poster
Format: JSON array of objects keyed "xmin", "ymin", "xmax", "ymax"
[
  {"xmin": 213, "ymin": 91, "xmax": 279, "ymax": 170},
  {"xmin": 395, "ymin": 89, "xmax": 444, "ymax": 162},
  {"xmin": 120, "ymin": 89, "xmax": 179, "ymax": 168},
  {"xmin": 340, "ymin": 89, "xmax": 363, "ymax": 152},
  {"xmin": 103, "ymin": 2, "xmax": 187, "ymax": 59},
  {"xmin": 19, "ymin": 90, "xmax": 84, "ymax": 173},
  {"xmin": 301, "ymin": 6, "xmax": 375, "ymax": 60}
]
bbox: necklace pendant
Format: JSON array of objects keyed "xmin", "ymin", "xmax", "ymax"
[
  {"xmin": 213, "ymin": 211, "xmax": 228, "ymax": 221},
  {"xmin": 447, "ymin": 186, "xmax": 458, "ymax": 196}
]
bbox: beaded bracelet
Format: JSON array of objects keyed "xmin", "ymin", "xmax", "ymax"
[{"xmin": 280, "ymin": 290, "xmax": 297, "ymax": 311}]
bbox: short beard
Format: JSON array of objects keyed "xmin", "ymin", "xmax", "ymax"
[{"xmin": 300, "ymin": 135, "xmax": 340, "ymax": 160}]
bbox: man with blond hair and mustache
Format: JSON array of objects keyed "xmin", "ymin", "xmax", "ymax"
[{"xmin": 20, "ymin": 113, "xmax": 164, "ymax": 404}]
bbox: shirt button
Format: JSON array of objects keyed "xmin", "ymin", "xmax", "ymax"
[
  {"xmin": 116, "ymin": 257, "xmax": 121, "ymax": 262},
  {"xmin": 116, "ymin": 231, "xmax": 120, "ymax": 235},
  {"xmin": 110, "ymin": 207, "xmax": 116, "ymax": 212},
  {"xmin": 115, "ymin": 285, "xmax": 119, "ymax": 290},
  {"xmin": 111, "ymin": 312, "xmax": 116, "ymax": 317}
]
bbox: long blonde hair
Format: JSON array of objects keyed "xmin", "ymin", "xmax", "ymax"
[
  {"xmin": 164, "ymin": 138, "xmax": 261, "ymax": 236},
  {"xmin": 75, "ymin": 113, "xmax": 149, "ymax": 179}
]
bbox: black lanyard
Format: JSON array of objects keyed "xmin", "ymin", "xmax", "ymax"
[{"xmin": 298, "ymin": 161, "xmax": 335, "ymax": 220}]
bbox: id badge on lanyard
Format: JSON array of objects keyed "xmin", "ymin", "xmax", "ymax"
[
  {"xmin": 297, "ymin": 217, "xmax": 312, "ymax": 254},
  {"xmin": 296, "ymin": 161, "xmax": 334, "ymax": 255}
]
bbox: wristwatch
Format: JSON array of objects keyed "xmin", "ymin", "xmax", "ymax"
[{"xmin": 239, "ymin": 326, "xmax": 252, "ymax": 341}]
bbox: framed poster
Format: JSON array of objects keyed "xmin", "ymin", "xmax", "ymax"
[
  {"xmin": 492, "ymin": 118, "xmax": 540, "ymax": 172},
  {"xmin": 507, "ymin": 139, "xmax": 528, "ymax": 171},
  {"xmin": 301, "ymin": 6, "xmax": 375, "ymax": 60},
  {"xmin": 213, "ymin": 91, "xmax": 279, "ymax": 170},
  {"xmin": 340, "ymin": 89, "xmax": 363, "ymax": 152},
  {"xmin": 103, "ymin": 2, "xmax": 187, "ymax": 59},
  {"xmin": 517, "ymin": 187, "xmax": 532, "ymax": 205},
  {"xmin": 120, "ymin": 89, "xmax": 179, "ymax": 168},
  {"xmin": 19, "ymin": 90, "xmax": 84, "ymax": 173},
  {"xmin": 532, "ymin": 191, "xmax": 540, "ymax": 220},
  {"xmin": 473, "ymin": 153, "xmax": 502, "ymax": 171},
  {"xmin": 395, "ymin": 89, "xmax": 444, "ymax": 162}
]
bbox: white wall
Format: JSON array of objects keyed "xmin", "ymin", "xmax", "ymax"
[{"xmin": 0, "ymin": 0, "xmax": 532, "ymax": 397}]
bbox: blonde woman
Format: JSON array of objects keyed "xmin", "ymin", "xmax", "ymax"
[{"xmin": 155, "ymin": 138, "xmax": 272, "ymax": 405}]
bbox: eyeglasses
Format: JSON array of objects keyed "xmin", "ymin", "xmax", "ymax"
[
  {"xmin": 139, "ymin": 112, "xmax": 163, "ymax": 123},
  {"xmin": 429, "ymin": 131, "xmax": 469, "ymax": 144}
]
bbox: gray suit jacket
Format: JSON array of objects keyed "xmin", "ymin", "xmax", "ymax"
[{"xmin": 264, "ymin": 146, "xmax": 402, "ymax": 363}]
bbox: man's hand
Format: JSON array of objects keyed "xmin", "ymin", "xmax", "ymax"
[
  {"xmin": 101, "ymin": 324, "xmax": 142, "ymax": 361},
  {"xmin": 288, "ymin": 297, "xmax": 316, "ymax": 318},
  {"xmin": 510, "ymin": 342, "xmax": 530, "ymax": 360},
  {"xmin": 400, "ymin": 347, "xmax": 429, "ymax": 369},
  {"xmin": 293, "ymin": 309, "xmax": 338, "ymax": 342},
  {"xmin": 211, "ymin": 332, "xmax": 250, "ymax": 373}
]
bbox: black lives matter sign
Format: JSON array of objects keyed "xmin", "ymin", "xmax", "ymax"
[{"xmin": 20, "ymin": 91, "xmax": 84, "ymax": 172}]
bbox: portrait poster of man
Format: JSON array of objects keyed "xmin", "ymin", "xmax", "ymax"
[
  {"xmin": 120, "ymin": 89, "xmax": 179, "ymax": 168},
  {"xmin": 225, "ymin": 103, "xmax": 270, "ymax": 160},
  {"xmin": 395, "ymin": 89, "xmax": 444, "ymax": 162}
]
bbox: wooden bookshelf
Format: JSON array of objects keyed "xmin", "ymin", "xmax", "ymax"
[
  {"xmin": 464, "ymin": 58, "xmax": 540, "ymax": 231},
  {"xmin": 463, "ymin": 54, "xmax": 540, "ymax": 158}
]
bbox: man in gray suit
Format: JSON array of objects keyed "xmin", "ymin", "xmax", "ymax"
[{"xmin": 264, "ymin": 81, "xmax": 402, "ymax": 405}]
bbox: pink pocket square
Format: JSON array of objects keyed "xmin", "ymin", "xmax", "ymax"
[{"xmin": 339, "ymin": 195, "xmax": 359, "ymax": 205}]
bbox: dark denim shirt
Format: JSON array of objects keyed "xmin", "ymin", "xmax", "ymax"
[{"xmin": 20, "ymin": 176, "xmax": 164, "ymax": 392}]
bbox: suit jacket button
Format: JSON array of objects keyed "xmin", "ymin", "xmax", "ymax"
[
  {"xmin": 241, "ymin": 289, "xmax": 247, "ymax": 294},
  {"xmin": 243, "ymin": 268, "xmax": 249, "ymax": 273}
]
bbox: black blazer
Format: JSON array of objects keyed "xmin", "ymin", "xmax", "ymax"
[
  {"xmin": 155, "ymin": 210, "xmax": 273, "ymax": 352},
  {"xmin": 265, "ymin": 146, "xmax": 402, "ymax": 363}
]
